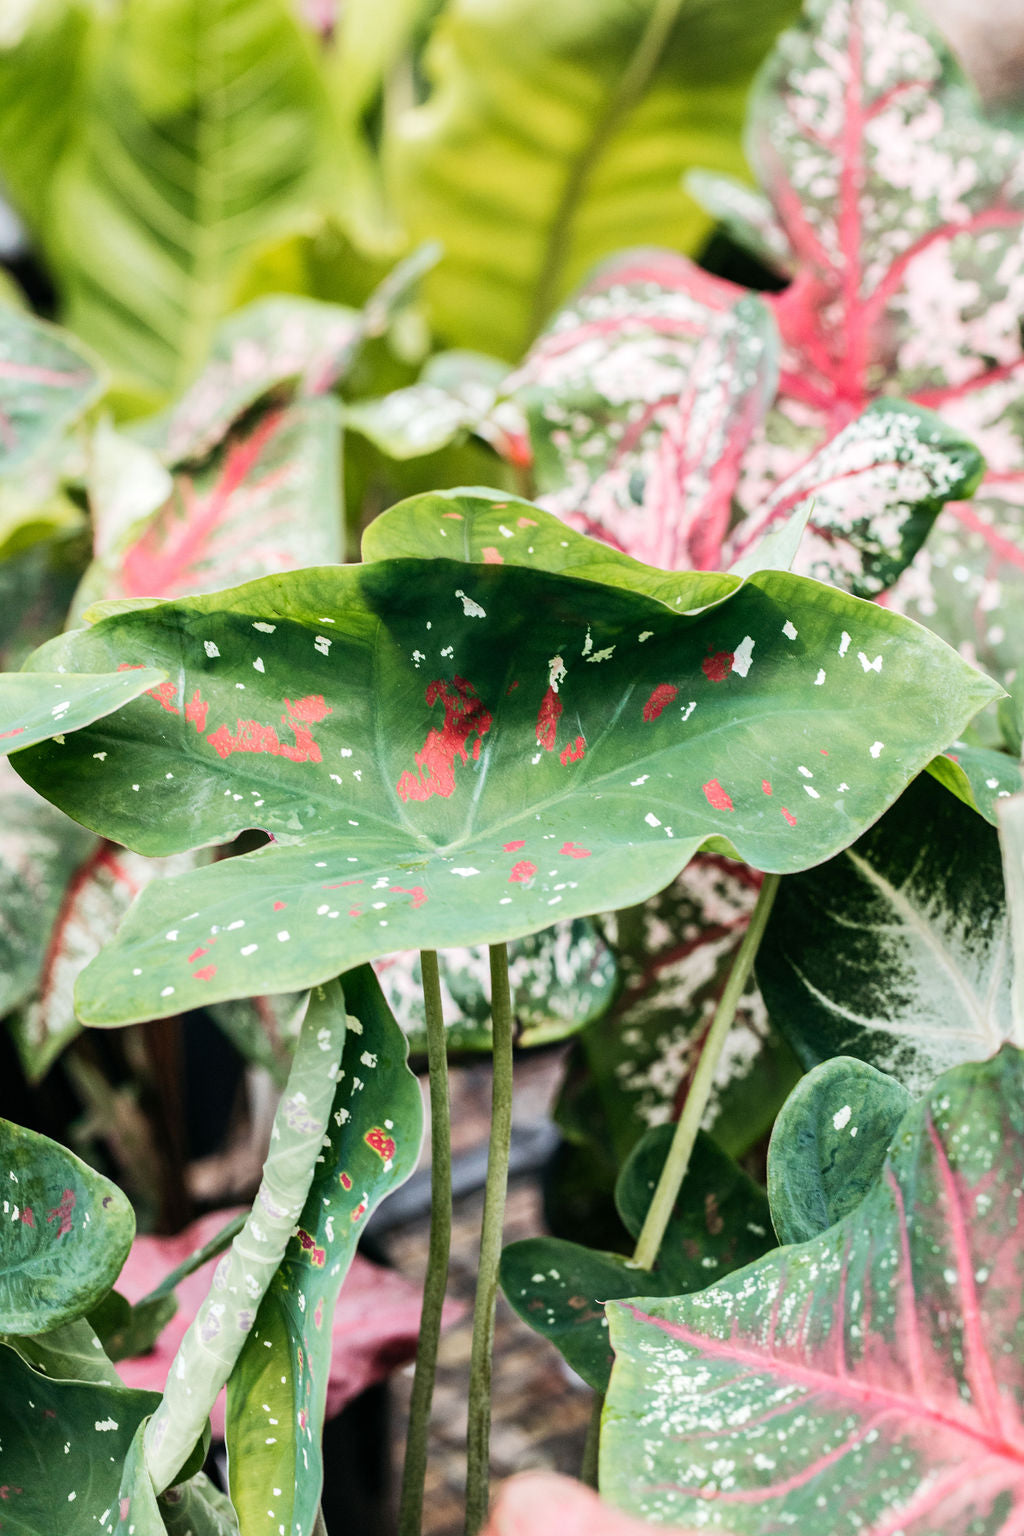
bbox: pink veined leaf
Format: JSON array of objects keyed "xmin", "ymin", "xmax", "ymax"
[
  {"xmin": 482, "ymin": 1473, "xmax": 725, "ymax": 1536},
  {"xmin": 74, "ymin": 396, "xmax": 342, "ymax": 614},
  {"xmin": 602, "ymin": 1045, "xmax": 1024, "ymax": 1535},
  {"xmin": 115, "ymin": 1208, "xmax": 453, "ymax": 1437},
  {"xmin": 727, "ymin": 0, "xmax": 1024, "ymax": 695},
  {"xmin": 0, "ymin": 307, "xmax": 102, "ymax": 473}
]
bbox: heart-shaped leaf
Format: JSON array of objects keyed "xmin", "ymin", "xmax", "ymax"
[
  {"xmin": 0, "ymin": 1344, "xmax": 160, "ymax": 1534},
  {"xmin": 519, "ymin": 290, "xmax": 778, "ymax": 571},
  {"xmin": 388, "ymin": 2, "xmax": 796, "ymax": 359},
  {"xmin": 142, "ymin": 980, "xmax": 348, "ymax": 1492},
  {"xmin": 0, "ymin": 668, "xmax": 166, "ymax": 755},
  {"xmin": 0, "ymin": 306, "xmax": 102, "ymax": 473},
  {"xmin": 756, "ymin": 773, "xmax": 1020, "ymax": 1095},
  {"xmin": 602, "ymin": 1044, "xmax": 1024, "ymax": 1534},
  {"xmin": 767, "ymin": 1057, "xmax": 912, "ymax": 1245},
  {"xmin": 226, "ymin": 964, "xmax": 423, "ymax": 1536},
  {"xmin": 4, "ymin": 528, "xmax": 999, "ymax": 1025},
  {"xmin": 500, "ymin": 1125, "xmax": 771, "ymax": 1392},
  {"xmin": 377, "ymin": 918, "xmax": 617, "ymax": 1053},
  {"xmin": 0, "ymin": 1119, "xmax": 135, "ymax": 1334}
]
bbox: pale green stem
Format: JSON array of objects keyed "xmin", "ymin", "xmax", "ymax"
[
  {"xmin": 528, "ymin": 0, "xmax": 688, "ymax": 343},
  {"xmin": 631, "ymin": 874, "xmax": 780, "ymax": 1272},
  {"xmin": 398, "ymin": 951, "xmax": 453, "ymax": 1536},
  {"xmin": 137, "ymin": 1211, "xmax": 246, "ymax": 1305},
  {"xmin": 464, "ymin": 944, "xmax": 515, "ymax": 1536},
  {"xmin": 580, "ymin": 1392, "xmax": 603, "ymax": 1488}
]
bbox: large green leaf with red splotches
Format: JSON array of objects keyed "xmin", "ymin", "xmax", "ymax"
[
  {"xmin": 0, "ymin": 668, "xmax": 166, "ymax": 756},
  {"xmin": 0, "ymin": 1118, "xmax": 135, "ymax": 1333},
  {"xmin": 554, "ymin": 855, "xmax": 798, "ymax": 1169},
  {"xmin": 500, "ymin": 1123, "xmax": 771, "ymax": 1392},
  {"xmin": 719, "ymin": 0, "xmax": 1024, "ymax": 721},
  {"xmin": 141, "ymin": 981, "xmax": 347, "ymax": 1493},
  {"xmin": 602, "ymin": 1045, "xmax": 1024, "ymax": 1534},
  {"xmin": 1, "ymin": 509, "xmax": 1000, "ymax": 1025},
  {"xmin": 73, "ymin": 398, "xmax": 342, "ymax": 618},
  {"xmin": 0, "ymin": 306, "xmax": 103, "ymax": 474},
  {"xmin": 226, "ymin": 965, "xmax": 421, "ymax": 1536},
  {"xmin": 767, "ymin": 1056, "xmax": 912, "ymax": 1245},
  {"xmin": 0, "ymin": 1345, "xmax": 161, "ymax": 1534},
  {"xmin": 387, "ymin": 1, "xmax": 797, "ymax": 361},
  {"xmin": 756, "ymin": 773, "xmax": 1020, "ymax": 1096}
]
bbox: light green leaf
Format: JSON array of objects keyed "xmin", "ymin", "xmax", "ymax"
[
  {"xmin": 0, "ymin": 667, "xmax": 167, "ymax": 755},
  {"xmin": 87, "ymin": 420, "xmax": 174, "ymax": 560},
  {"xmin": 0, "ymin": 1343, "xmax": 160, "ymax": 1534},
  {"xmin": 927, "ymin": 743, "xmax": 1024, "ymax": 827},
  {"xmin": 50, "ymin": 0, "xmax": 334, "ymax": 395},
  {"xmin": 0, "ymin": 1118, "xmax": 135, "ymax": 1334},
  {"xmin": 388, "ymin": 0, "xmax": 798, "ymax": 358},
  {"xmin": 142, "ymin": 980, "xmax": 347, "ymax": 1492},
  {"xmin": 998, "ymin": 790, "xmax": 1024, "ymax": 1042},
  {"xmin": 115, "ymin": 1419, "xmax": 239, "ymax": 1536},
  {"xmin": 756, "ymin": 773, "xmax": 1020, "ymax": 1095},
  {"xmin": 343, "ymin": 350, "xmax": 525, "ymax": 463},
  {"xmin": 2, "ymin": 1315, "xmax": 124, "ymax": 1387},
  {"xmin": 684, "ymin": 167, "xmax": 792, "ymax": 275},
  {"xmin": 226, "ymin": 965, "xmax": 422, "ymax": 1536},
  {"xmin": 767, "ymin": 1057, "xmax": 912, "ymax": 1245},
  {"xmin": 4, "ymin": 518, "xmax": 1000, "ymax": 1026}
]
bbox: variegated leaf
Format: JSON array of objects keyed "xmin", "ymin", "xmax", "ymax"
[
  {"xmin": 602, "ymin": 1045, "xmax": 1024, "ymax": 1535},
  {"xmin": 0, "ymin": 306, "xmax": 102, "ymax": 473}
]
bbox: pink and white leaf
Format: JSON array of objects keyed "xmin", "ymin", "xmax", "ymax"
[
  {"xmin": 603, "ymin": 1045, "xmax": 1024, "ymax": 1534},
  {"xmin": 0, "ymin": 307, "xmax": 102, "ymax": 473},
  {"xmin": 483, "ymin": 1473, "xmax": 725, "ymax": 1536}
]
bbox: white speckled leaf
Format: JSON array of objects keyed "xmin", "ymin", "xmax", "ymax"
[
  {"xmin": 0, "ymin": 1344, "xmax": 160, "ymax": 1534},
  {"xmin": 142, "ymin": 981, "xmax": 347, "ymax": 1493},
  {"xmin": 756, "ymin": 773, "xmax": 1020, "ymax": 1095},
  {"xmin": 226, "ymin": 965, "xmax": 422, "ymax": 1536},
  {"xmin": 0, "ymin": 1119, "xmax": 135, "ymax": 1334},
  {"xmin": 114, "ymin": 1418, "xmax": 239, "ymax": 1536},
  {"xmin": 0, "ymin": 307, "xmax": 102, "ymax": 473},
  {"xmin": 0, "ymin": 668, "xmax": 166, "ymax": 755},
  {"xmin": 602, "ymin": 1045, "xmax": 1024, "ymax": 1535},
  {"xmin": 5, "ymin": 522, "xmax": 999, "ymax": 1026},
  {"xmin": 926, "ymin": 744, "xmax": 1023, "ymax": 827}
]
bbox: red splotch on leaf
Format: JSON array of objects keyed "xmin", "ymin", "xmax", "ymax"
[
  {"xmin": 365, "ymin": 1127, "xmax": 397, "ymax": 1162},
  {"xmin": 820, "ymin": 748, "xmax": 829, "ymax": 755},
  {"xmin": 314, "ymin": 1297, "xmax": 325, "ymax": 1330},
  {"xmin": 1, "ymin": 1483, "xmax": 24, "ymax": 1497},
  {"xmin": 536, "ymin": 686, "xmax": 562, "ymax": 750},
  {"xmin": 509, "ymin": 860, "xmax": 538, "ymax": 883},
  {"xmin": 517, "ymin": 516, "xmax": 538, "ymax": 528},
  {"xmin": 273, "ymin": 900, "xmax": 286, "ymax": 911},
  {"xmin": 504, "ymin": 840, "xmax": 526, "ymax": 852},
  {"xmin": 296, "ymin": 1229, "xmax": 326, "ymax": 1267},
  {"xmin": 120, "ymin": 1498, "xmax": 131, "ymax": 1521},
  {"xmin": 560, "ymin": 735, "xmax": 585, "ymax": 765},
  {"xmin": 397, "ymin": 677, "xmax": 493, "ymax": 801},
  {"xmin": 340, "ymin": 1172, "xmax": 352, "ymax": 1191},
  {"xmin": 0, "ymin": 726, "xmax": 25, "ymax": 740},
  {"xmin": 46, "ymin": 1188, "xmax": 76, "ymax": 1237},
  {"xmin": 205, "ymin": 694, "xmax": 331, "ymax": 763},
  {"xmin": 188, "ymin": 946, "xmax": 209, "ymax": 962},
  {"xmin": 506, "ymin": 680, "xmax": 520, "ymax": 695},
  {"xmin": 762, "ymin": 779, "xmax": 773, "ymax": 795},
  {"xmin": 390, "ymin": 885, "xmax": 427, "ymax": 909},
  {"xmin": 702, "ymin": 779, "xmax": 734, "ymax": 812},
  {"xmin": 442, "ymin": 512, "xmax": 463, "ymax": 520},
  {"xmin": 185, "ymin": 689, "xmax": 208, "ymax": 732},
  {"xmin": 642, "ymin": 683, "xmax": 678, "ymax": 722},
  {"xmin": 560, "ymin": 842, "xmax": 592, "ymax": 858},
  {"xmin": 348, "ymin": 907, "xmax": 362, "ymax": 917},
  {"xmin": 702, "ymin": 651, "xmax": 734, "ymax": 682},
  {"xmin": 20, "ymin": 1207, "xmax": 33, "ymax": 1228},
  {"xmin": 192, "ymin": 965, "xmax": 217, "ymax": 982},
  {"xmin": 117, "ymin": 663, "xmax": 180, "ymax": 714},
  {"xmin": 781, "ymin": 807, "xmax": 797, "ymax": 827},
  {"xmin": 482, "ymin": 546, "xmax": 503, "ymax": 564},
  {"xmin": 351, "ymin": 1201, "xmax": 367, "ymax": 1223}
]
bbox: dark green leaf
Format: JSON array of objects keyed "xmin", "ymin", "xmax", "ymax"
[
  {"xmin": 756, "ymin": 774, "xmax": 1019, "ymax": 1094},
  {"xmin": 767, "ymin": 1057, "xmax": 912, "ymax": 1245},
  {"xmin": 0, "ymin": 1119, "xmax": 135, "ymax": 1334}
]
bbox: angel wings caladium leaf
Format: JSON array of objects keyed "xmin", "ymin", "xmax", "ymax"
[
  {"xmin": 3, "ymin": 512, "xmax": 999, "ymax": 1025},
  {"xmin": 0, "ymin": 306, "xmax": 102, "ymax": 473},
  {"xmin": 602, "ymin": 1044, "xmax": 1024, "ymax": 1534}
]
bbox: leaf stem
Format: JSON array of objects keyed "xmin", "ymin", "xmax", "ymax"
[
  {"xmin": 630, "ymin": 873, "xmax": 780, "ymax": 1272},
  {"xmin": 398, "ymin": 951, "xmax": 453, "ymax": 1536},
  {"xmin": 580, "ymin": 1393, "xmax": 603, "ymax": 1488},
  {"xmin": 137, "ymin": 1211, "xmax": 247, "ymax": 1305},
  {"xmin": 464, "ymin": 944, "xmax": 515, "ymax": 1536},
  {"xmin": 527, "ymin": 0, "xmax": 688, "ymax": 344}
]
